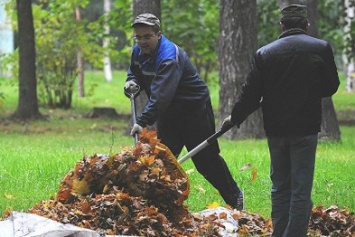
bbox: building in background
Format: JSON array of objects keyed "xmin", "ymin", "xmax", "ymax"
[{"xmin": 0, "ymin": 0, "xmax": 14, "ymax": 77}]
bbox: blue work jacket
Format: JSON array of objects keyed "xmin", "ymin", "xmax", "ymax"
[{"xmin": 127, "ymin": 35, "xmax": 209, "ymax": 127}]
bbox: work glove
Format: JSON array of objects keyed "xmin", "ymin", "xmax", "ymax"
[
  {"xmin": 124, "ymin": 81, "xmax": 140, "ymax": 97},
  {"xmin": 221, "ymin": 115, "xmax": 235, "ymax": 131},
  {"xmin": 130, "ymin": 123, "xmax": 143, "ymax": 136}
]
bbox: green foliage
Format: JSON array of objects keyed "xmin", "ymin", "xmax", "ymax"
[
  {"xmin": 0, "ymin": 50, "xmax": 18, "ymax": 79},
  {"xmin": 0, "ymin": 92, "xmax": 4, "ymax": 110},
  {"xmin": 1, "ymin": 0, "xmax": 353, "ymax": 111},
  {"xmin": 80, "ymin": 0, "xmax": 133, "ymax": 70},
  {"xmin": 318, "ymin": 0, "xmax": 346, "ymax": 56},
  {"xmin": 162, "ymin": 0, "xmax": 219, "ymax": 82},
  {"xmin": 108, "ymin": 0, "xmax": 134, "ymax": 69},
  {"xmin": 257, "ymin": 0, "xmax": 281, "ymax": 47},
  {"xmin": 257, "ymin": 0, "xmax": 346, "ymax": 48},
  {"xmin": 32, "ymin": 0, "xmax": 106, "ymax": 108}
]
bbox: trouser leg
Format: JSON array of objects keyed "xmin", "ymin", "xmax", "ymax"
[
  {"xmin": 268, "ymin": 136, "xmax": 291, "ymax": 237},
  {"xmin": 283, "ymin": 135, "xmax": 317, "ymax": 237},
  {"xmin": 268, "ymin": 135, "xmax": 317, "ymax": 237},
  {"xmin": 187, "ymin": 100, "xmax": 241, "ymax": 206},
  {"xmin": 158, "ymin": 100, "xmax": 241, "ymax": 207}
]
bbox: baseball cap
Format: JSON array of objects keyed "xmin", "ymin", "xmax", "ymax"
[{"xmin": 132, "ymin": 13, "xmax": 161, "ymax": 28}]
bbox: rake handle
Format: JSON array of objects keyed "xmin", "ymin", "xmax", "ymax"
[{"xmin": 177, "ymin": 123, "xmax": 233, "ymax": 164}]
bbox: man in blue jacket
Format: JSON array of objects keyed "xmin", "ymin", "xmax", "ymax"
[
  {"xmin": 124, "ymin": 13, "xmax": 244, "ymax": 210},
  {"xmin": 222, "ymin": 4, "xmax": 340, "ymax": 237}
]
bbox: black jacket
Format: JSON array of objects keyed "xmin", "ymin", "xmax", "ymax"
[{"xmin": 231, "ymin": 29, "xmax": 340, "ymax": 136}]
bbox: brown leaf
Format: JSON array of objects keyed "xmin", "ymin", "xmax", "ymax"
[{"xmin": 251, "ymin": 167, "xmax": 257, "ymax": 182}]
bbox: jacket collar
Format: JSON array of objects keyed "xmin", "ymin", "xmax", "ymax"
[{"xmin": 279, "ymin": 28, "xmax": 307, "ymax": 39}]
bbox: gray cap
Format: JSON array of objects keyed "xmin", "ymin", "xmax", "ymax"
[
  {"xmin": 132, "ymin": 13, "xmax": 161, "ymax": 28},
  {"xmin": 281, "ymin": 4, "xmax": 307, "ymax": 19}
]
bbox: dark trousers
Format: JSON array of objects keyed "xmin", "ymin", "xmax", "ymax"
[
  {"xmin": 267, "ymin": 134, "xmax": 318, "ymax": 237},
  {"xmin": 157, "ymin": 99, "xmax": 241, "ymax": 207}
]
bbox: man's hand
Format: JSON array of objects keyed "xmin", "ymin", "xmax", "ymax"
[
  {"xmin": 124, "ymin": 81, "xmax": 140, "ymax": 96},
  {"xmin": 130, "ymin": 123, "xmax": 143, "ymax": 136},
  {"xmin": 221, "ymin": 115, "xmax": 234, "ymax": 131}
]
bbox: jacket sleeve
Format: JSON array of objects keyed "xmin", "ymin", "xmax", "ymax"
[
  {"xmin": 230, "ymin": 55, "xmax": 263, "ymax": 127},
  {"xmin": 137, "ymin": 59, "xmax": 182, "ymax": 127},
  {"xmin": 126, "ymin": 49, "xmax": 142, "ymax": 87},
  {"xmin": 321, "ymin": 43, "xmax": 340, "ymax": 97}
]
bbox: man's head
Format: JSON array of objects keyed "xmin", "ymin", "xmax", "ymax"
[
  {"xmin": 132, "ymin": 13, "xmax": 162, "ymax": 55},
  {"xmin": 280, "ymin": 4, "xmax": 309, "ymax": 31}
]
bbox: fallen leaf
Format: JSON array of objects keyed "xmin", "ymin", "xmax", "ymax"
[
  {"xmin": 4, "ymin": 193, "xmax": 15, "ymax": 199},
  {"xmin": 251, "ymin": 167, "xmax": 257, "ymax": 182},
  {"xmin": 240, "ymin": 163, "xmax": 252, "ymax": 171},
  {"xmin": 207, "ymin": 201, "xmax": 220, "ymax": 209}
]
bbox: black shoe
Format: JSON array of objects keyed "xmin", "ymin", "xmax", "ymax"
[
  {"xmin": 235, "ymin": 190, "xmax": 245, "ymax": 210},
  {"xmin": 222, "ymin": 190, "xmax": 245, "ymax": 210}
]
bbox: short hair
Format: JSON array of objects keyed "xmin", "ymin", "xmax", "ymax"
[{"xmin": 280, "ymin": 17, "xmax": 308, "ymax": 31}]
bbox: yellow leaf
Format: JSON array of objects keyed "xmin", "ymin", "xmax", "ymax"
[
  {"xmin": 207, "ymin": 201, "xmax": 220, "ymax": 209},
  {"xmin": 103, "ymin": 184, "xmax": 110, "ymax": 194},
  {"xmin": 251, "ymin": 167, "xmax": 258, "ymax": 182},
  {"xmin": 139, "ymin": 155, "xmax": 155, "ymax": 166},
  {"xmin": 4, "ymin": 193, "xmax": 15, "ymax": 199}
]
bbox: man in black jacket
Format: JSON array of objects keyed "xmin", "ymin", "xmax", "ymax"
[
  {"xmin": 124, "ymin": 13, "xmax": 244, "ymax": 210},
  {"xmin": 222, "ymin": 4, "xmax": 340, "ymax": 237}
]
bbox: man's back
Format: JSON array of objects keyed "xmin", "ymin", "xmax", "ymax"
[{"xmin": 254, "ymin": 29, "xmax": 339, "ymax": 136}]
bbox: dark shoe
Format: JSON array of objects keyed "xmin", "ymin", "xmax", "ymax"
[
  {"xmin": 221, "ymin": 190, "xmax": 245, "ymax": 210},
  {"xmin": 235, "ymin": 190, "xmax": 245, "ymax": 210}
]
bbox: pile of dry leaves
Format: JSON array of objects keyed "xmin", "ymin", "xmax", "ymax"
[{"xmin": 24, "ymin": 130, "xmax": 355, "ymax": 236}]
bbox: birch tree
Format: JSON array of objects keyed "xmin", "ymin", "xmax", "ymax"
[
  {"xmin": 344, "ymin": 0, "xmax": 355, "ymax": 93},
  {"xmin": 103, "ymin": 0, "xmax": 113, "ymax": 83}
]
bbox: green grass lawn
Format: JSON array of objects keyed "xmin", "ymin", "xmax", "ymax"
[{"xmin": 1, "ymin": 70, "xmax": 354, "ymax": 220}]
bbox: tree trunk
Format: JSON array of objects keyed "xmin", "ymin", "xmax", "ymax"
[
  {"xmin": 132, "ymin": 0, "xmax": 160, "ymax": 131},
  {"xmin": 132, "ymin": 0, "xmax": 161, "ymax": 20},
  {"xmin": 103, "ymin": 0, "xmax": 113, "ymax": 83},
  {"xmin": 306, "ymin": 0, "xmax": 341, "ymax": 142},
  {"xmin": 75, "ymin": 6, "xmax": 85, "ymax": 97},
  {"xmin": 218, "ymin": 0, "xmax": 264, "ymax": 139},
  {"xmin": 319, "ymin": 98, "xmax": 341, "ymax": 141},
  {"xmin": 12, "ymin": 0, "xmax": 42, "ymax": 120},
  {"xmin": 344, "ymin": 0, "xmax": 355, "ymax": 93}
]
